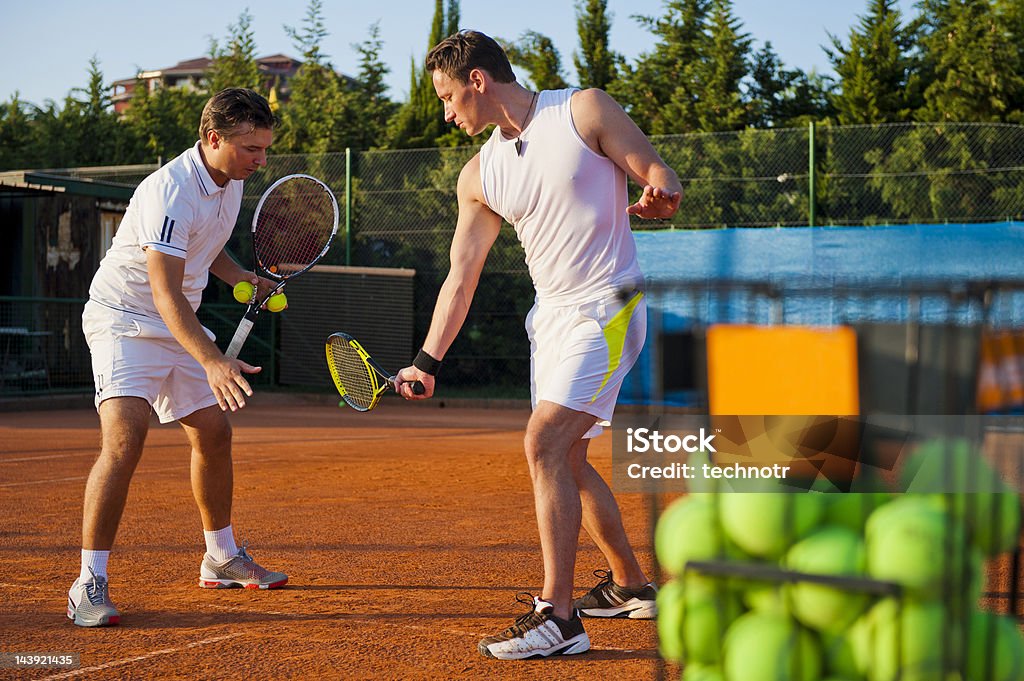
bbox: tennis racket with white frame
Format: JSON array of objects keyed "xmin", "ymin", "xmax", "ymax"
[
  {"xmin": 326, "ymin": 332, "xmax": 424, "ymax": 412},
  {"xmin": 225, "ymin": 174, "xmax": 338, "ymax": 359}
]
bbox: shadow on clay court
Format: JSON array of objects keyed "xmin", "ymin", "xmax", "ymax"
[
  {"xmin": 286, "ymin": 583, "xmax": 541, "ymax": 592},
  {"xmin": 125, "ymin": 609, "xmax": 505, "ymax": 629}
]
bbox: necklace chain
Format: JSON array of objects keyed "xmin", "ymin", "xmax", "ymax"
[{"xmin": 515, "ymin": 91, "xmax": 538, "ymax": 157}]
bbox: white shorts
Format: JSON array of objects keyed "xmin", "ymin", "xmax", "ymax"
[
  {"xmin": 527, "ymin": 290, "xmax": 646, "ymax": 439},
  {"xmin": 82, "ymin": 300, "xmax": 219, "ymax": 424}
]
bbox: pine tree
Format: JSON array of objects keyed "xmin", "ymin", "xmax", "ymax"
[
  {"xmin": 502, "ymin": 32, "xmax": 569, "ymax": 91},
  {"xmin": 574, "ymin": 0, "xmax": 619, "ymax": 90},
  {"xmin": 998, "ymin": 0, "xmax": 1024, "ymax": 119},
  {"xmin": 917, "ymin": 0, "xmax": 1024, "ymax": 122},
  {"xmin": 695, "ymin": 0, "xmax": 750, "ymax": 131},
  {"xmin": 608, "ymin": 0, "xmax": 710, "ymax": 134},
  {"xmin": 66, "ymin": 57, "xmax": 126, "ymax": 165},
  {"xmin": 277, "ymin": 0, "xmax": 348, "ymax": 153},
  {"xmin": 348, "ymin": 21, "xmax": 395, "ymax": 149},
  {"xmin": 385, "ymin": 0, "xmax": 455, "ymax": 148},
  {"xmin": 445, "ymin": 0, "xmax": 460, "ymax": 36},
  {"xmin": 826, "ymin": 0, "xmax": 918, "ymax": 124},
  {"xmin": 208, "ymin": 10, "xmax": 263, "ymax": 94},
  {"xmin": 0, "ymin": 93, "xmax": 36, "ymax": 170}
]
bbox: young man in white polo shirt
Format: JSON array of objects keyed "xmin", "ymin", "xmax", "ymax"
[{"xmin": 68, "ymin": 88, "xmax": 287, "ymax": 627}]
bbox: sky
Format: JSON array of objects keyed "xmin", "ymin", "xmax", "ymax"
[{"xmin": 1, "ymin": 0, "xmax": 919, "ymax": 107}]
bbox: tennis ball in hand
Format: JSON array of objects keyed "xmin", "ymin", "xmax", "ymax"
[
  {"xmin": 233, "ymin": 281, "xmax": 255, "ymax": 303},
  {"xmin": 267, "ymin": 293, "xmax": 287, "ymax": 312}
]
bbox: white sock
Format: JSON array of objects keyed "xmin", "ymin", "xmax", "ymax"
[
  {"xmin": 204, "ymin": 525, "xmax": 238, "ymax": 562},
  {"xmin": 80, "ymin": 549, "xmax": 109, "ymax": 583}
]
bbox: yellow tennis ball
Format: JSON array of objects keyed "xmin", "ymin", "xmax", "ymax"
[
  {"xmin": 267, "ymin": 293, "xmax": 287, "ymax": 313},
  {"xmin": 233, "ymin": 281, "xmax": 255, "ymax": 303}
]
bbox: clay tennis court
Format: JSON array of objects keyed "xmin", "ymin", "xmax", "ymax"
[{"xmin": 0, "ymin": 397, "xmax": 661, "ymax": 679}]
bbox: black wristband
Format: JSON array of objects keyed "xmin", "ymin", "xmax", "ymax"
[{"xmin": 413, "ymin": 349, "xmax": 442, "ymax": 376}]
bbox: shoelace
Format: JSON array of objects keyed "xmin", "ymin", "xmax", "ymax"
[
  {"xmin": 84, "ymin": 567, "xmax": 110, "ymax": 606},
  {"xmin": 585, "ymin": 568, "xmax": 615, "ymax": 597},
  {"xmin": 237, "ymin": 540, "xmax": 252, "ymax": 562},
  {"xmin": 501, "ymin": 592, "xmax": 546, "ymax": 637}
]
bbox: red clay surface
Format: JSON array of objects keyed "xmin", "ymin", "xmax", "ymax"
[{"xmin": 0, "ymin": 398, "xmax": 662, "ymax": 680}]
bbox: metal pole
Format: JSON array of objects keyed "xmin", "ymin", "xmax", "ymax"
[
  {"xmin": 345, "ymin": 147, "xmax": 352, "ymax": 266},
  {"xmin": 808, "ymin": 121, "xmax": 816, "ymax": 227}
]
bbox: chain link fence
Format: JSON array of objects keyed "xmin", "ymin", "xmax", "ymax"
[{"xmin": 4, "ymin": 123, "xmax": 1024, "ymax": 398}]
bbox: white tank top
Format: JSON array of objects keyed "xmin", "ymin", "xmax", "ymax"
[{"xmin": 479, "ymin": 88, "xmax": 643, "ymax": 306}]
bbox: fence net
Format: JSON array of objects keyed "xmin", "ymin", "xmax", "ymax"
[{"xmin": 5, "ymin": 123, "xmax": 1024, "ymax": 398}]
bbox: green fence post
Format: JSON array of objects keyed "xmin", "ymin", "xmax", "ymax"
[
  {"xmin": 808, "ymin": 121, "xmax": 816, "ymax": 227},
  {"xmin": 345, "ymin": 147, "xmax": 352, "ymax": 266}
]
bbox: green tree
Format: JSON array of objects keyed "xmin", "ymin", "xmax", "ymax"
[
  {"xmin": 67, "ymin": 57, "xmax": 127, "ymax": 165},
  {"xmin": 1000, "ymin": 0, "xmax": 1024, "ymax": 118},
  {"xmin": 574, "ymin": 0, "xmax": 619, "ymax": 89},
  {"xmin": 25, "ymin": 58, "xmax": 131, "ymax": 167},
  {"xmin": 445, "ymin": 0, "xmax": 460, "ymax": 36},
  {"xmin": 385, "ymin": 0, "xmax": 455, "ymax": 148},
  {"xmin": 695, "ymin": 0, "xmax": 750, "ymax": 131},
  {"xmin": 208, "ymin": 9, "xmax": 263, "ymax": 94},
  {"xmin": 0, "ymin": 93, "xmax": 36, "ymax": 170},
  {"xmin": 748, "ymin": 44, "xmax": 832, "ymax": 127},
  {"xmin": 501, "ymin": 31, "xmax": 570, "ymax": 91},
  {"xmin": 609, "ymin": 0, "xmax": 710, "ymax": 134},
  {"xmin": 348, "ymin": 21, "xmax": 395, "ymax": 149},
  {"xmin": 916, "ymin": 0, "xmax": 1024, "ymax": 122},
  {"xmin": 826, "ymin": 0, "xmax": 919, "ymax": 124},
  {"xmin": 277, "ymin": 0, "xmax": 348, "ymax": 153},
  {"xmin": 124, "ymin": 78, "xmax": 207, "ymax": 162}
]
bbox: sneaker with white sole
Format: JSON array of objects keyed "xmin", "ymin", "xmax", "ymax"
[
  {"xmin": 478, "ymin": 593, "xmax": 590, "ymax": 660},
  {"xmin": 573, "ymin": 569, "xmax": 658, "ymax": 619},
  {"xmin": 67, "ymin": 569, "xmax": 120, "ymax": 627},
  {"xmin": 198, "ymin": 542, "xmax": 288, "ymax": 590}
]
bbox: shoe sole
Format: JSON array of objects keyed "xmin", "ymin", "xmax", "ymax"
[
  {"xmin": 67, "ymin": 605, "xmax": 120, "ymax": 627},
  {"xmin": 479, "ymin": 633, "xmax": 590, "ymax": 660},
  {"xmin": 578, "ymin": 600, "xmax": 657, "ymax": 619},
  {"xmin": 198, "ymin": 577, "xmax": 288, "ymax": 590}
]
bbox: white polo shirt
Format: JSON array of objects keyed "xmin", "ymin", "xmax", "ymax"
[{"xmin": 88, "ymin": 141, "xmax": 243, "ymax": 319}]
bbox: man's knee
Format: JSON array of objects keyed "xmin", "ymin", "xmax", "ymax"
[
  {"xmin": 181, "ymin": 406, "xmax": 233, "ymax": 445},
  {"xmin": 97, "ymin": 397, "xmax": 151, "ymax": 466}
]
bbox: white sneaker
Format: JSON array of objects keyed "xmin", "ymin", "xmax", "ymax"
[
  {"xmin": 478, "ymin": 594, "xmax": 590, "ymax": 660},
  {"xmin": 198, "ymin": 542, "xmax": 288, "ymax": 589},
  {"xmin": 67, "ymin": 569, "xmax": 120, "ymax": 627}
]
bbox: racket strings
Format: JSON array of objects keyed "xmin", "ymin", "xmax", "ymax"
[
  {"xmin": 255, "ymin": 177, "xmax": 335, "ymax": 272},
  {"xmin": 327, "ymin": 339, "xmax": 378, "ymax": 410}
]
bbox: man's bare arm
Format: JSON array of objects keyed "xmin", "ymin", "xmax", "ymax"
[
  {"xmin": 147, "ymin": 249, "xmax": 260, "ymax": 411},
  {"xmin": 571, "ymin": 88, "xmax": 682, "ymax": 219},
  {"xmin": 396, "ymin": 154, "xmax": 502, "ymax": 398}
]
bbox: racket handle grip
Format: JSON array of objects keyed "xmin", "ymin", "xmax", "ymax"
[
  {"xmin": 225, "ymin": 318, "xmax": 254, "ymax": 359},
  {"xmin": 412, "ymin": 381, "xmax": 425, "ymax": 395}
]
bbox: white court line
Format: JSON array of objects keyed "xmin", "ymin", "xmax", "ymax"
[
  {"xmin": 0, "ymin": 475, "xmax": 96, "ymax": 489},
  {"xmin": 0, "ymin": 452, "xmax": 96, "ymax": 464},
  {"xmin": 40, "ymin": 633, "xmax": 243, "ymax": 680}
]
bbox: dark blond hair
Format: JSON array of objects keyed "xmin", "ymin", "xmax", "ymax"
[
  {"xmin": 425, "ymin": 30, "xmax": 515, "ymax": 84},
  {"xmin": 198, "ymin": 88, "xmax": 277, "ymax": 142}
]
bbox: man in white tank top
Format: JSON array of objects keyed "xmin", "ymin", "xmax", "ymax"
[
  {"xmin": 67, "ymin": 90, "xmax": 288, "ymax": 628},
  {"xmin": 396, "ymin": 31, "xmax": 682, "ymax": 660}
]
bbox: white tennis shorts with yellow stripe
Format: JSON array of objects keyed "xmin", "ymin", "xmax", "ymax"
[{"xmin": 526, "ymin": 290, "xmax": 646, "ymax": 439}]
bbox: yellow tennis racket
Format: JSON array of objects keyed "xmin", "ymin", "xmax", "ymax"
[{"xmin": 326, "ymin": 332, "xmax": 424, "ymax": 412}]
